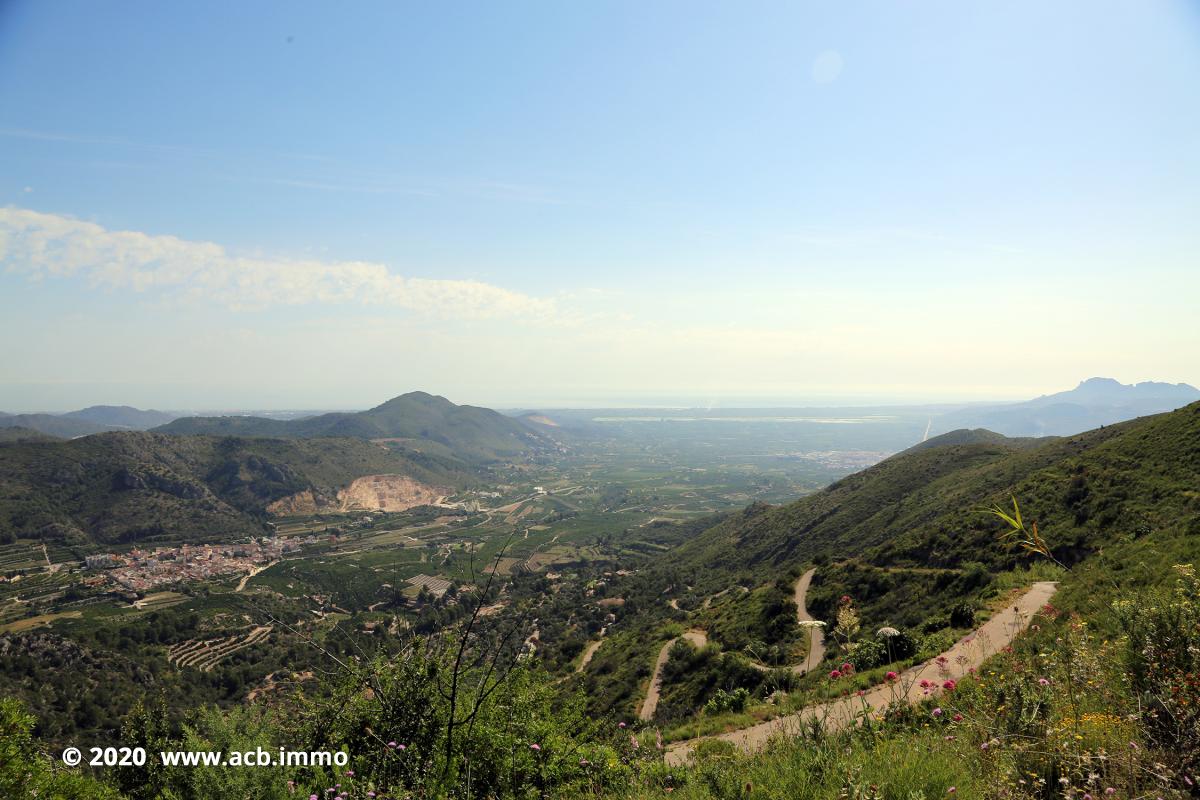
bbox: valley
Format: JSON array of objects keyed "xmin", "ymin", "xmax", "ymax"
[{"xmin": 2, "ymin": 389, "xmax": 1198, "ymax": 799}]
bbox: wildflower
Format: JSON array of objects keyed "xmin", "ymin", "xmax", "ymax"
[
  {"xmin": 932, "ymin": 707, "xmax": 943, "ymax": 717},
  {"xmin": 310, "ymin": 796, "xmax": 318, "ymax": 800},
  {"xmin": 345, "ymin": 771, "xmax": 354, "ymax": 777},
  {"xmin": 618, "ymin": 722, "xmax": 626, "ymax": 729},
  {"xmin": 1038, "ymin": 677, "xmax": 1050, "ymax": 686},
  {"xmin": 1105, "ymin": 790, "xmax": 1115, "ymax": 796},
  {"xmin": 948, "ymin": 789, "xmax": 956, "ymax": 795},
  {"xmin": 943, "ymin": 680, "xmax": 957, "ymax": 691},
  {"xmin": 877, "ymin": 626, "xmax": 900, "ymax": 638},
  {"xmin": 1084, "ymin": 795, "xmax": 1093, "ymax": 800},
  {"xmin": 387, "ymin": 741, "xmax": 397, "ymax": 748},
  {"xmin": 829, "ymin": 669, "xmax": 842, "ymax": 679},
  {"xmin": 367, "ymin": 794, "xmax": 376, "ymax": 799},
  {"xmin": 530, "ymin": 743, "xmax": 541, "ymax": 751},
  {"xmin": 886, "ymin": 671, "xmax": 899, "ymax": 682},
  {"xmin": 1129, "ymin": 741, "xmax": 1139, "ymax": 750},
  {"xmin": 841, "ymin": 662, "xmax": 854, "ymax": 673},
  {"xmin": 397, "ymin": 743, "xmax": 406, "ymax": 750},
  {"xmin": 953, "ymin": 713, "xmax": 963, "ymax": 722},
  {"xmin": 580, "ymin": 758, "xmax": 590, "ymax": 766}
]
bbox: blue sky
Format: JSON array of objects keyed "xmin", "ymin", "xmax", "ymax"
[{"xmin": 1, "ymin": 1, "xmax": 1198, "ymax": 410}]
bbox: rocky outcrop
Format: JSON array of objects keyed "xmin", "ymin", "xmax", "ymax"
[{"xmin": 266, "ymin": 490, "xmax": 325, "ymax": 516}]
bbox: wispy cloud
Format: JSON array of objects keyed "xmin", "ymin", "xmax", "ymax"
[
  {"xmin": 0, "ymin": 207, "xmax": 557, "ymax": 319},
  {"xmin": 1, "ymin": 125, "xmax": 561, "ymax": 203}
]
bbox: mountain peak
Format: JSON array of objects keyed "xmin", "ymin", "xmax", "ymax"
[{"xmin": 1076, "ymin": 377, "xmax": 1123, "ymax": 389}]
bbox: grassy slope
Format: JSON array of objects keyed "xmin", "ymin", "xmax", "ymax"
[
  {"xmin": 579, "ymin": 403, "xmax": 1199, "ymax": 722},
  {"xmin": 671, "ymin": 403, "xmax": 1198, "ymax": 596}
]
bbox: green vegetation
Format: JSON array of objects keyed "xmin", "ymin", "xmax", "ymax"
[
  {"xmin": 0, "ymin": 431, "xmax": 470, "ymax": 548},
  {"xmin": 157, "ymin": 391, "xmax": 551, "ymax": 463},
  {"xmin": 2, "ymin": 400, "xmax": 1198, "ymax": 798}
]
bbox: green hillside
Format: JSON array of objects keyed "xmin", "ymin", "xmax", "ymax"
[
  {"xmin": 0, "ymin": 432, "xmax": 472, "ymax": 548},
  {"xmin": 156, "ymin": 391, "xmax": 552, "ymax": 463},
  {"xmin": 669, "ymin": 404, "xmax": 1198, "ymax": 588}
]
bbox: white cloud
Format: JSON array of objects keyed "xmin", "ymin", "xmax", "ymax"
[{"xmin": 0, "ymin": 207, "xmax": 556, "ymax": 319}]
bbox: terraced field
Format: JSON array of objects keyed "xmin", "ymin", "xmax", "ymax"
[{"xmin": 167, "ymin": 625, "xmax": 274, "ymax": 672}]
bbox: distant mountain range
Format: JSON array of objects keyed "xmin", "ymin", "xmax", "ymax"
[
  {"xmin": 930, "ymin": 377, "xmax": 1199, "ymax": 437},
  {"xmin": 0, "ymin": 406, "xmax": 178, "ymax": 438},
  {"xmin": 156, "ymin": 391, "xmax": 551, "ymax": 463},
  {"xmin": 0, "ymin": 392, "xmax": 555, "ymax": 547}
]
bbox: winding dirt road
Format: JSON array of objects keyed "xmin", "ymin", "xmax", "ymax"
[
  {"xmin": 793, "ymin": 568, "xmax": 826, "ymax": 675},
  {"xmin": 664, "ymin": 581, "xmax": 1058, "ymax": 765},
  {"xmin": 576, "ymin": 639, "xmax": 604, "ymax": 673},
  {"xmin": 639, "ymin": 629, "xmax": 708, "ymax": 721}
]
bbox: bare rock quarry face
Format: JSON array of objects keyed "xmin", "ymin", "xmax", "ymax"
[
  {"xmin": 336, "ymin": 474, "xmax": 442, "ymax": 512},
  {"xmin": 267, "ymin": 475, "xmax": 443, "ymax": 515}
]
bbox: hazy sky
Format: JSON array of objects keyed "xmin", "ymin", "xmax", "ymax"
[{"xmin": 2, "ymin": 1, "xmax": 1198, "ymax": 411}]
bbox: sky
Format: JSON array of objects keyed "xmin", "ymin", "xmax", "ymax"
[{"xmin": 1, "ymin": 1, "xmax": 1198, "ymax": 411}]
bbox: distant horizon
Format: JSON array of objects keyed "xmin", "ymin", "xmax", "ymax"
[{"xmin": 4, "ymin": 375, "xmax": 1198, "ymax": 415}]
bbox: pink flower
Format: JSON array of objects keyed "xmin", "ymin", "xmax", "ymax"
[
  {"xmin": 1105, "ymin": 790, "xmax": 1115, "ymax": 796},
  {"xmin": 397, "ymin": 743, "xmax": 406, "ymax": 750},
  {"xmin": 580, "ymin": 758, "xmax": 590, "ymax": 766},
  {"xmin": 530, "ymin": 743, "xmax": 541, "ymax": 751},
  {"xmin": 829, "ymin": 669, "xmax": 842, "ymax": 679},
  {"xmin": 1038, "ymin": 677, "xmax": 1050, "ymax": 686},
  {"xmin": 948, "ymin": 789, "xmax": 956, "ymax": 795},
  {"xmin": 953, "ymin": 713, "xmax": 963, "ymax": 722},
  {"xmin": 345, "ymin": 770, "xmax": 354, "ymax": 777},
  {"xmin": 310, "ymin": 795, "xmax": 318, "ymax": 800},
  {"xmin": 618, "ymin": 722, "xmax": 626, "ymax": 729},
  {"xmin": 841, "ymin": 662, "xmax": 853, "ymax": 673},
  {"xmin": 942, "ymin": 680, "xmax": 956, "ymax": 691},
  {"xmin": 886, "ymin": 671, "xmax": 899, "ymax": 682},
  {"xmin": 387, "ymin": 741, "xmax": 397, "ymax": 748},
  {"xmin": 932, "ymin": 707, "xmax": 943, "ymax": 717}
]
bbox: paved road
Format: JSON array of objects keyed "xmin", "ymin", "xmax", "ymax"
[
  {"xmin": 793, "ymin": 568, "xmax": 826, "ymax": 675},
  {"xmin": 665, "ymin": 581, "xmax": 1058, "ymax": 764},
  {"xmin": 639, "ymin": 629, "xmax": 708, "ymax": 721}
]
